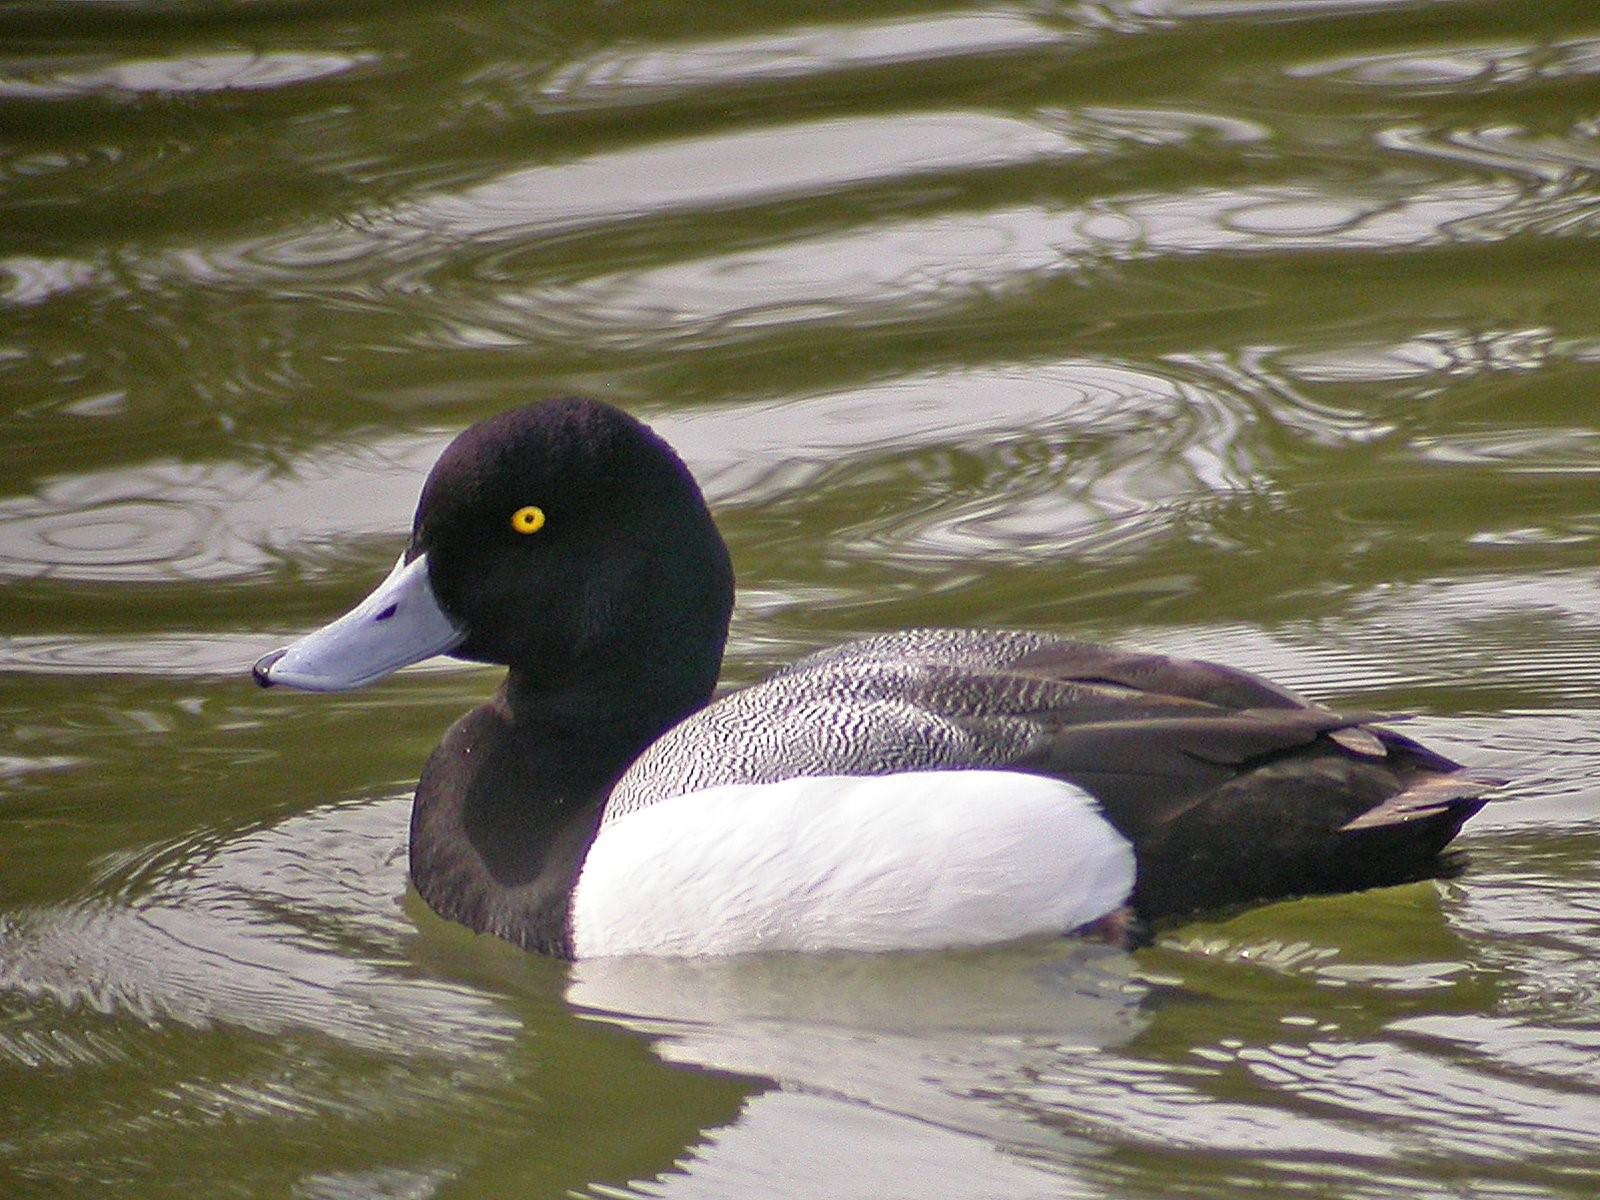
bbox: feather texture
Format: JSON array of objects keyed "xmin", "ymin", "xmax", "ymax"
[{"xmin": 573, "ymin": 770, "xmax": 1135, "ymax": 958}]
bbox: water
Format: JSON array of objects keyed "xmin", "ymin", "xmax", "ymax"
[{"xmin": 4, "ymin": 0, "xmax": 1599, "ymax": 1195}]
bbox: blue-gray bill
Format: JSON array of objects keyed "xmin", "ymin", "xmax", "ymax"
[{"xmin": 252, "ymin": 553, "xmax": 465, "ymax": 691}]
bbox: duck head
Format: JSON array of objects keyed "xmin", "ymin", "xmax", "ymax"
[{"xmin": 254, "ymin": 397, "xmax": 735, "ymax": 718}]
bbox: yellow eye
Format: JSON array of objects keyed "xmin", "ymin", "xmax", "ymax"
[{"xmin": 510, "ymin": 505, "xmax": 546, "ymax": 535}]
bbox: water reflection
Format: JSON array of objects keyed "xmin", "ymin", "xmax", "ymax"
[
  {"xmin": 1381, "ymin": 124, "xmax": 1600, "ymax": 190},
  {"xmin": 568, "ymin": 868, "xmax": 1600, "ymax": 1197},
  {"xmin": 0, "ymin": 444, "xmax": 429, "ymax": 584},
  {"xmin": 397, "ymin": 113, "xmax": 1084, "ymax": 243},
  {"xmin": 1279, "ymin": 327, "xmax": 1562, "ymax": 382},
  {"xmin": 512, "ymin": 181, "xmax": 1533, "ymax": 349},
  {"xmin": 0, "ymin": 358, "xmax": 1243, "ymax": 583},
  {"xmin": 571, "ymin": 944, "xmax": 1145, "ymax": 1198},
  {"xmin": 541, "ymin": 10, "xmax": 1073, "ymax": 107},
  {"xmin": 0, "ymin": 255, "xmax": 102, "ymax": 306},
  {"xmin": 0, "ymin": 50, "xmax": 378, "ymax": 100},
  {"xmin": 1290, "ymin": 36, "xmax": 1600, "ymax": 91}
]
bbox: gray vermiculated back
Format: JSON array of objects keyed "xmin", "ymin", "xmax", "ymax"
[{"xmin": 604, "ymin": 628, "xmax": 1073, "ymax": 819}]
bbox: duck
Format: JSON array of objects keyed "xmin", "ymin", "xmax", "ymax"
[{"xmin": 253, "ymin": 396, "xmax": 1496, "ymax": 958}]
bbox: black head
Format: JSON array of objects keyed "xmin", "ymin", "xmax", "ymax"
[{"xmin": 410, "ymin": 398, "xmax": 733, "ymax": 716}]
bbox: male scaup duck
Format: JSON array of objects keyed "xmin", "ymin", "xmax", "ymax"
[{"xmin": 254, "ymin": 397, "xmax": 1495, "ymax": 958}]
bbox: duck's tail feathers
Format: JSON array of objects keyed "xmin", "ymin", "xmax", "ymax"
[{"xmin": 1338, "ymin": 768, "xmax": 1507, "ymax": 833}]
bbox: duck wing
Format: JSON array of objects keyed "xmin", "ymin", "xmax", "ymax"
[
  {"xmin": 988, "ymin": 706, "xmax": 1367, "ymax": 838},
  {"xmin": 997, "ymin": 637, "xmax": 1312, "ymax": 711},
  {"xmin": 934, "ymin": 677, "xmax": 1493, "ymax": 919}
]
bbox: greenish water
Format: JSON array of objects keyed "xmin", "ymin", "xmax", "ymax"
[{"xmin": 4, "ymin": 0, "xmax": 1600, "ymax": 1195}]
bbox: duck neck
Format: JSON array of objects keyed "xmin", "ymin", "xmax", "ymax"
[{"xmin": 408, "ymin": 654, "xmax": 720, "ymax": 957}]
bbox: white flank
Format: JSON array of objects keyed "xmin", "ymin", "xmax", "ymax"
[{"xmin": 570, "ymin": 770, "xmax": 1135, "ymax": 959}]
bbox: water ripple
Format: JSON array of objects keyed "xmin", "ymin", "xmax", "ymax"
[
  {"xmin": 1278, "ymin": 326, "xmax": 1569, "ymax": 384},
  {"xmin": 571, "ymin": 945, "xmax": 1148, "ymax": 1196},
  {"xmin": 1291, "ymin": 36, "xmax": 1600, "ymax": 92},
  {"xmin": 1381, "ymin": 124, "xmax": 1600, "ymax": 189},
  {"xmin": 490, "ymin": 181, "xmax": 1526, "ymax": 349},
  {"xmin": 541, "ymin": 10, "xmax": 1075, "ymax": 108},
  {"xmin": 0, "ymin": 50, "xmax": 379, "ymax": 100},
  {"xmin": 1392, "ymin": 1014, "xmax": 1600, "ymax": 1089},
  {"xmin": 0, "ymin": 442, "xmax": 433, "ymax": 584},
  {"xmin": 0, "ymin": 255, "xmax": 104, "ymax": 307},
  {"xmin": 1237, "ymin": 1037, "xmax": 1600, "ymax": 1161},
  {"xmin": 394, "ymin": 112, "xmax": 1083, "ymax": 244},
  {"xmin": 0, "ymin": 358, "xmax": 1244, "ymax": 585},
  {"xmin": 0, "ymin": 798, "xmax": 513, "ymax": 1055}
]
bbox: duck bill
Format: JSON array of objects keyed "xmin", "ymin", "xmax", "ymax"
[{"xmin": 252, "ymin": 553, "xmax": 465, "ymax": 692}]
